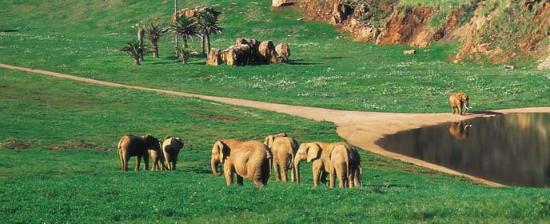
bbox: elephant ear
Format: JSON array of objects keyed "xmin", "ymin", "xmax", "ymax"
[
  {"xmin": 217, "ymin": 141, "xmax": 230, "ymax": 163},
  {"xmin": 306, "ymin": 144, "xmax": 321, "ymax": 162},
  {"xmin": 264, "ymin": 135, "xmax": 274, "ymax": 147},
  {"xmin": 175, "ymin": 137, "xmax": 183, "ymax": 149}
]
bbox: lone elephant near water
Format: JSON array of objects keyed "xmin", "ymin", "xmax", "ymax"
[
  {"xmin": 449, "ymin": 92, "xmax": 470, "ymax": 115},
  {"xmin": 210, "ymin": 139, "xmax": 271, "ymax": 187},
  {"xmin": 117, "ymin": 134, "xmax": 160, "ymax": 171}
]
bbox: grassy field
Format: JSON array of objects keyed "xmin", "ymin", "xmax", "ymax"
[
  {"xmin": 0, "ymin": 0, "xmax": 548, "ymax": 112},
  {"xmin": 1, "ymin": 70, "xmax": 550, "ymax": 223}
]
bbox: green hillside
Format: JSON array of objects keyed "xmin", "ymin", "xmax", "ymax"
[{"xmin": 1, "ymin": 0, "xmax": 547, "ymax": 112}]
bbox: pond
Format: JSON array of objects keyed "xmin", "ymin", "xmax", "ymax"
[{"xmin": 376, "ymin": 113, "xmax": 550, "ymax": 187}]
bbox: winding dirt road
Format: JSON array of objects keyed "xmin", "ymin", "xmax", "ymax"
[{"xmin": 2, "ymin": 63, "xmax": 549, "ymax": 187}]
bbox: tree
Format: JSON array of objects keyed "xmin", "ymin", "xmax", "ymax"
[
  {"xmin": 120, "ymin": 41, "xmax": 145, "ymax": 65},
  {"xmin": 196, "ymin": 10, "xmax": 222, "ymax": 56},
  {"xmin": 170, "ymin": 16, "xmax": 197, "ymax": 48},
  {"xmin": 176, "ymin": 46, "xmax": 191, "ymax": 64},
  {"xmin": 143, "ymin": 23, "xmax": 168, "ymax": 58}
]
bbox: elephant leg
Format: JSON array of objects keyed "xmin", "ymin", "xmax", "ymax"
[
  {"xmin": 329, "ymin": 168, "xmax": 336, "ymax": 189},
  {"xmin": 118, "ymin": 150, "xmax": 124, "ymax": 171},
  {"xmin": 236, "ymin": 175, "xmax": 244, "ymax": 186},
  {"xmin": 274, "ymin": 163, "xmax": 282, "ymax": 181},
  {"xmin": 354, "ymin": 170, "xmax": 361, "ymax": 187},
  {"xmin": 122, "ymin": 152, "xmax": 129, "ymax": 172},
  {"xmin": 223, "ymin": 163, "xmax": 233, "ymax": 186},
  {"xmin": 143, "ymin": 154, "xmax": 149, "ymax": 171},
  {"xmin": 291, "ymin": 166, "xmax": 296, "ymax": 183},
  {"xmin": 135, "ymin": 155, "xmax": 141, "ymax": 171},
  {"xmin": 312, "ymin": 162, "xmax": 322, "ymax": 188},
  {"xmin": 281, "ymin": 165, "xmax": 288, "ymax": 182}
]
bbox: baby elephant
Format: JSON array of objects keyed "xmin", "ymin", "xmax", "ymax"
[
  {"xmin": 449, "ymin": 92, "xmax": 470, "ymax": 115},
  {"xmin": 162, "ymin": 137, "xmax": 184, "ymax": 170},
  {"xmin": 117, "ymin": 134, "xmax": 160, "ymax": 171}
]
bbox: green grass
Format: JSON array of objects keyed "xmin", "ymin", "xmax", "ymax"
[
  {"xmin": 1, "ymin": 70, "xmax": 550, "ymax": 223},
  {"xmin": 0, "ymin": 0, "xmax": 548, "ymax": 113}
]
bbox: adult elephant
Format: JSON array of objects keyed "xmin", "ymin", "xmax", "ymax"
[
  {"xmin": 264, "ymin": 133, "xmax": 299, "ymax": 183},
  {"xmin": 449, "ymin": 92, "xmax": 470, "ymax": 115},
  {"xmin": 293, "ymin": 142, "xmax": 335, "ymax": 187},
  {"xmin": 210, "ymin": 139, "xmax": 271, "ymax": 187},
  {"xmin": 117, "ymin": 134, "xmax": 160, "ymax": 171},
  {"xmin": 329, "ymin": 144, "xmax": 362, "ymax": 189},
  {"xmin": 162, "ymin": 136, "xmax": 184, "ymax": 170}
]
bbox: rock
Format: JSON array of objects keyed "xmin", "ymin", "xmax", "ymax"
[
  {"xmin": 403, "ymin": 50, "xmax": 416, "ymax": 55},
  {"xmin": 224, "ymin": 44, "xmax": 252, "ymax": 66},
  {"xmin": 504, "ymin": 65, "xmax": 515, "ymax": 70},
  {"xmin": 537, "ymin": 55, "xmax": 550, "ymax": 70},
  {"xmin": 275, "ymin": 43, "xmax": 290, "ymax": 63},
  {"xmin": 258, "ymin": 40, "xmax": 276, "ymax": 63},
  {"xmin": 207, "ymin": 48, "xmax": 223, "ymax": 65},
  {"xmin": 272, "ymin": 0, "xmax": 296, "ymax": 7}
]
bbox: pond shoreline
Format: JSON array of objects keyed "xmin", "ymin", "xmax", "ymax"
[{"xmin": 2, "ymin": 62, "xmax": 549, "ymax": 187}]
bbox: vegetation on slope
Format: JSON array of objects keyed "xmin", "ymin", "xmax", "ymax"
[{"xmin": 0, "ymin": 0, "xmax": 548, "ymax": 112}]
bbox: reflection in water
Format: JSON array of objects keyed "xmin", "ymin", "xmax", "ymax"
[{"xmin": 377, "ymin": 113, "xmax": 550, "ymax": 187}]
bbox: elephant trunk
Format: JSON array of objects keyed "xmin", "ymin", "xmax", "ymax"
[
  {"xmin": 211, "ymin": 158, "xmax": 222, "ymax": 176},
  {"xmin": 294, "ymin": 159, "xmax": 301, "ymax": 184}
]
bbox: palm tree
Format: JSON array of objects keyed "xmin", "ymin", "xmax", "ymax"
[
  {"xmin": 120, "ymin": 41, "xmax": 145, "ymax": 65},
  {"xmin": 196, "ymin": 10, "xmax": 222, "ymax": 56},
  {"xmin": 176, "ymin": 46, "xmax": 191, "ymax": 64},
  {"xmin": 143, "ymin": 23, "xmax": 168, "ymax": 58},
  {"xmin": 170, "ymin": 16, "xmax": 197, "ymax": 48}
]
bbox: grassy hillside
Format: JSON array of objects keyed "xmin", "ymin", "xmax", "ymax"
[
  {"xmin": 1, "ymin": 70, "xmax": 549, "ymax": 223},
  {"xmin": 0, "ymin": 0, "xmax": 548, "ymax": 112}
]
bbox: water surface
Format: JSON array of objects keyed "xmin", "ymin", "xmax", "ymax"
[{"xmin": 377, "ymin": 113, "xmax": 550, "ymax": 187}]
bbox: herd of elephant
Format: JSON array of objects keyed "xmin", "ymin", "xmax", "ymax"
[{"xmin": 117, "ymin": 133, "xmax": 361, "ymax": 189}]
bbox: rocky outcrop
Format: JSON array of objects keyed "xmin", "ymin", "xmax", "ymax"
[
  {"xmin": 296, "ymin": 0, "xmax": 549, "ymax": 64},
  {"xmin": 208, "ymin": 38, "xmax": 290, "ymax": 66}
]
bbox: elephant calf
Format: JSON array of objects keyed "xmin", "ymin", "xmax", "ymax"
[
  {"xmin": 117, "ymin": 134, "xmax": 160, "ymax": 171},
  {"xmin": 162, "ymin": 137, "xmax": 184, "ymax": 170},
  {"xmin": 211, "ymin": 139, "xmax": 271, "ymax": 187}
]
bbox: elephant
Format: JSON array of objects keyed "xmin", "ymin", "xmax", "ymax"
[
  {"xmin": 149, "ymin": 145, "xmax": 167, "ymax": 171},
  {"xmin": 264, "ymin": 133, "xmax": 299, "ymax": 183},
  {"xmin": 211, "ymin": 139, "xmax": 272, "ymax": 187},
  {"xmin": 329, "ymin": 144, "xmax": 362, "ymax": 189},
  {"xmin": 448, "ymin": 122, "xmax": 472, "ymax": 140},
  {"xmin": 162, "ymin": 136, "xmax": 184, "ymax": 170},
  {"xmin": 294, "ymin": 142, "xmax": 336, "ymax": 187},
  {"xmin": 117, "ymin": 134, "xmax": 160, "ymax": 171},
  {"xmin": 449, "ymin": 92, "xmax": 470, "ymax": 115}
]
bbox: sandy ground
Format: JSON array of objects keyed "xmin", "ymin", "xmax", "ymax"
[{"xmin": 2, "ymin": 63, "xmax": 549, "ymax": 187}]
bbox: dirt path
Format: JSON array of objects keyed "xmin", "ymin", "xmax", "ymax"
[{"xmin": 2, "ymin": 63, "xmax": 549, "ymax": 187}]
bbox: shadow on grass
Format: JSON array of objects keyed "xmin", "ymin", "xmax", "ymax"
[
  {"xmin": 0, "ymin": 29, "xmax": 18, "ymax": 33},
  {"xmin": 287, "ymin": 59, "xmax": 322, "ymax": 65}
]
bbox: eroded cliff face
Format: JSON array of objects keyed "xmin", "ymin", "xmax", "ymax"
[{"xmin": 297, "ymin": 0, "xmax": 549, "ymax": 64}]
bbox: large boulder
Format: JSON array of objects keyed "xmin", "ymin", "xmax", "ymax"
[
  {"xmin": 272, "ymin": 0, "xmax": 296, "ymax": 7},
  {"xmin": 275, "ymin": 43, "xmax": 290, "ymax": 63},
  {"xmin": 207, "ymin": 48, "xmax": 223, "ymax": 65},
  {"xmin": 258, "ymin": 40, "xmax": 276, "ymax": 63},
  {"xmin": 224, "ymin": 44, "xmax": 252, "ymax": 66}
]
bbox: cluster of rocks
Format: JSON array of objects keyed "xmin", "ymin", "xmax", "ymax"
[
  {"xmin": 207, "ymin": 38, "xmax": 290, "ymax": 66},
  {"xmin": 171, "ymin": 7, "xmax": 219, "ymax": 22}
]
